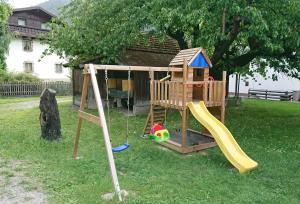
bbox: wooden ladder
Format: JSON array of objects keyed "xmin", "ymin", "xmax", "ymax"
[{"xmin": 143, "ymin": 106, "xmax": 166, "ymax": 134}]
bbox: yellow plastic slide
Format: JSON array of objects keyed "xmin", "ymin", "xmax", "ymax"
[{"xmin": 187, "ymin": 101, "xmax": 258, "ymax": 173}]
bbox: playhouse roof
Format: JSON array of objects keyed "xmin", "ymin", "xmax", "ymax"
[{"xmin": 169, "ymin": 47, "xmax": 212, "ymax": 68}]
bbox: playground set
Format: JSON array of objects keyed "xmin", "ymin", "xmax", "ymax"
[{"xmin": 73, "ymin": 48, "xmax": 258, "ymax": 201}]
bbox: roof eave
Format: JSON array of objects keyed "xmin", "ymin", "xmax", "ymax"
[{"xmin": 13, "ymin": 6, "xmax": 56, "ymax": 18}]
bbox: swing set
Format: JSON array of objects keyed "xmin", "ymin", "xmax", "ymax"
[
  {"xmin": 73, "ymin": 47, "xmax": 257, "ymax": 202},
  {"xmin": 73, "ymin": 63, "xmax": 181, "ymax": 201}
]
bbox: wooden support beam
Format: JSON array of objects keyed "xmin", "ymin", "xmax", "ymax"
[
  {"xmin": 150, "ymin": 71, "xmax": 154, "ymax": 126},
  {"xmin": 181, "ymin": 59, "xmax": 188, "ymax": 148},
  {"xmin": 186, "ymin": 108, "xmax": 190, "ymax": 129},
  {"xmin": 73, "ymin": 74, "xmax": 90, "ymax": 159},
  {"xmin": 78, "ymin": 110, "xmax": 101, "ymax": 127},
  {"xmin": 221, "ymin": 71, "xmax": 227, "ymax": 123},
  {"xmin": 89, "ymin": 64, "xmax": 122, "ymax": 201},
  {"xmin": 92, "ymin": 64, "xmax": 182, "ymax": 72},
  {"xmin": 160, "ymin": 139, "xmax": 216, "ymax": 154},
  {"xmin": 160, "ymin": 140, "xmax": 184, "ymax": 153}
]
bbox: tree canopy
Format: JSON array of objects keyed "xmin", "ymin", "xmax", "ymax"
[
  {"xmin": 0, "ymin": 0, "xmax": 11, "ymax": 70},
  {"xmin": 46, "ymin": 0, "xmax": 300, "ymax": 79}
]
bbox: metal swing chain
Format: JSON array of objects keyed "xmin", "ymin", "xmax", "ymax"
[
  {"xmin": 126, "ymin": 67, "xmax": 131, "ymax": 144},
  {"xmin": 164, "ymin": 67, "xmax": 169, "ymax": 128},
  {"xmin": 167, "ymin": 66, "xmax": 170, "ymax": 77},
  {"xmin": 105, "ymin": 68, "xmax": 111, "ymax": 134},
  {"xmin": 148, "ymin": 67, "xmax": 151, "ymax": 80}
]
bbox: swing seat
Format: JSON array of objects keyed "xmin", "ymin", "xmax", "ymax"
[{"xmin": 112, "ymin": 143, "xmax": 129, "ymax": 152}]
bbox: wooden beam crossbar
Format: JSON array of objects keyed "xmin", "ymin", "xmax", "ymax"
[
  {"xmin": 78, "ymin": 110, "xmax": 101, "ymax": 127},
  {"xmin": 90, "ymin": 64, "xmax": 182, "ymax": 72}
]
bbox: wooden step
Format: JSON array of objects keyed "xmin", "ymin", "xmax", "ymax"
[
  {"xmin": 153, "ymin": 108, "xmax": 165, "ymax": 112},
  {"xmin": 154, "ymin": 111, "xmax": 165, "ymax": 114},
  {"xmin": 153, "ymin": 111, "xmax": 165, "ymax": 115},
  {"xmin": 143, "ymin": 106, "xmax": 167, "ymax": 134}
]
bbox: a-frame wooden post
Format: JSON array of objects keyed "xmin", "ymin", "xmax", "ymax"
[
  {"xmin": 73, "ymin": 64, "xmax": 123, "ymax": 201},
  {"xmin": 150, "ymin": 71, "xmax": 154, "ymax": 126},
  {"xmin": 220, "ymin": 71, "xmax": 227, "ymax": 123},
  {"xmin": 73, "ymin": 72, "xmax": 90, "ymax": 159},
  {"xmin": 181, "ymin": 59, "xmax": 188, "ymax": 148}
]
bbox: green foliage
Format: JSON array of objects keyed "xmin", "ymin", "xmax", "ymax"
[
  {"xmin": 43, "ymin": 0, "xmax": 149, "ymax": 66},
  {"xmin": 0, "ymin": 0, "xmax": 12, "ymax": 70},
  {"xmin": 0, "ymin": 69, "xmax": 41, "ymax": 83},
  {"xmin": 46, "ymin": 0, "xmax": 300, "ymax": 79}
]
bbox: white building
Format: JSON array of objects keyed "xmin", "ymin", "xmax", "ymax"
[
  {"xmin": 6, "ymin": 7, "xmax": 70, "ymax": 81},
  {"xmin": 229, "ymin": 67, "xmax": 300, "ymax": 95}
]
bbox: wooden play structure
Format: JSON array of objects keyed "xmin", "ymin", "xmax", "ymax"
[
  {"xmin": 73, "ymin": 47, "xmax": 257, "ymax": 201},
  {"xmin": 143, "ymin": 48, "xmax": 226, "ymax": 153}
]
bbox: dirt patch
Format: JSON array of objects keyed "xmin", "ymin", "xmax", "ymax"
[{"xmin": 0, "ymin": 158, "xmax": 48, "ymax": 204}]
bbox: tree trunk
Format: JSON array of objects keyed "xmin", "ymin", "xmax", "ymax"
[{"xmin": 39, "ymin": 88, "xmax": 61, "ymax": 140}]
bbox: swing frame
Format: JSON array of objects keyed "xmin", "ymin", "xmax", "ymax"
[{"xmin": 73, "ymin": 64, "xmax": 177, "ymax": 201}]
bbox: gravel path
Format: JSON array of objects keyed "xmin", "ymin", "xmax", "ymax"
[
  {"xmin": 0, "ymin": 158, "xmax": 48, "ymax": 204},
  {"xmin": 0, "ymin": 98, "xmax": 71, "ymax": 111}
]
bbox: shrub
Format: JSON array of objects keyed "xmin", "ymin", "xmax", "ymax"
[{"xmin": 0, "ymin": 69, "xmax": 41, "ymax": 83}]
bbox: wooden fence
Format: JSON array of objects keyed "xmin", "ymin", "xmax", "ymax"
[
  {"xmin": 0, "ymin": 81, "xmax": 72, "ymax": 96},
  {"xmin": 248, "ymin": 89, "xmax": 293, "ymax": 101}
]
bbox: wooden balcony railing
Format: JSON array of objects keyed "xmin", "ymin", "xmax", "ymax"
[
  {"xmin": 151, "ymin": 80, "xmax": 225, "ymax": 108},
  {"xmin": 186, "ymin": 81, "xmax": 225, "ymax": 107}
]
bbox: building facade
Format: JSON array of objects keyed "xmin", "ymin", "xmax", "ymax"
[
  {"xmin": 6, "ymin": 7, "xmax": 70, "ymax": 81},
  {"xmin": 229, "ymin": 67, "xmax": 300, "ymax": 95}
]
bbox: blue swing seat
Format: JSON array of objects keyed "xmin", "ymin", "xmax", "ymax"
[{"xmin": 112, "ymin": 143, "xmax": 129, "ymax": 152}]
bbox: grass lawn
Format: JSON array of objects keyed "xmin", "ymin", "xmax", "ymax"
[
  {"xmin": 0, "ymin": 96, "xmax": 40, "ymax": 104},
  {"xmin": 0, "ymin": 96, "xmax": 71, "ymax": 105},
  {"xmin": 0, "ymin": 99, "xmax": 299, "ymax": 203}
]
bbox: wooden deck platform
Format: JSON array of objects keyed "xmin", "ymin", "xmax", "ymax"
[{"xmin": 153, "ymin": 99, "xmax": 222, "ymax": 109}]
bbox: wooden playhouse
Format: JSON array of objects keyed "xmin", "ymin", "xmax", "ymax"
[{"xmin": 143, "ymin": 47, "xmax": 226, "ymax": 153}]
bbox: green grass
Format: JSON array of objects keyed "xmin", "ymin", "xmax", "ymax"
[
  {"xmin": 0, "ymin": 99, "xmax": 299, "ymax": 203},
  {"xmin": 0, "ymin": 96, "xmax": 71, "ymax": 105},
  {"xmin": 0, "ymin": 96, "xmax": 40, "ymax": 104}
]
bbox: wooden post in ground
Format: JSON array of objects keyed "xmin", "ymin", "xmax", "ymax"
[
  {"xmin": 73, "ymin": 72, "xmax": 90, "ymax": 159},
  {"xmin": 150, "ymin": 71, "xmax": 154, "ymax": 126},
  {"xmin": 88, "ymin": 64, "xmax": 122, "ymax": 201},
  {"xmin": 221, "ymin": 71, "xmax": 226, "ymax": 123},
  {"xmin": 186, "ymin": 109, "xmax": 190, "ymax": 130},
  {"xmin": 181, "ymin": 59, "xmax": 188, "ymax": 148}
]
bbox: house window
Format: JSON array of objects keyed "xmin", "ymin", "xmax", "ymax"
[
  {"xmin": 55, "ymin": 64, "xmax": 63, "ymax": 73},
  {"xmin": 245, "ymin": 81, "xmax": 249, "ymax": 86},
  {"xmin": 41, "ymin": 23, "xmax": 50, "ymax": 30},
  {"xmin": 195, "ymin": 69, "xmax": 203, "ymax": 77},
  {"xmin": 18, "ymin": 18, "xmax": 26, "ymax": 26},
  {"xmin": 23, "ymin": 39, "xmax": 33, "ymax": 52},
  {"xmin": 24, "ymin": 62, "xmax": 34, "ymax": 73}
]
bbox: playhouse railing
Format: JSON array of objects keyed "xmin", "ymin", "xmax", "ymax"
[
  {"xmin": 152, "ymin": 80, "xmax": 183, "ymax": 109},
  {"xmin": 152, "ymin": 80, "xmax": 225, "ymax": 108},
  {"xmin": 186, "ymin": 81, "xmax": 225, "ymax": 107}
]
